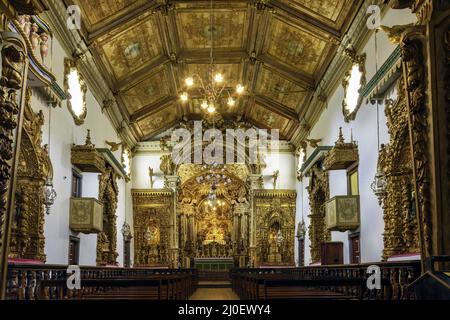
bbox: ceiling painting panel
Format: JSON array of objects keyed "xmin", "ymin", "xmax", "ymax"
[
  {"xmin": 177, "ymin": 9, "xmax": 247, "ymax": 49},
  {"xmin": 136, "ymin": 105, "xmax": 179, "ymax": 137},
  {"xmin": 75, "ymin": 0, "xmax": 147, "ymax": 29},
  {"xmin": 265, "ymin": 18, "xmax": 328, "ymax": 77},
  {"xmin": 98, "ymin": 18, "xmax": 163, "ymax": 81},
  {"xmin": 278, "ymin": 0, "xmax": 345, "ymax": 21},
  {"xmin": 255, "ymin": 67, "xmax": 308, "ymax": 110},
  {"xmin": 122, "ymin": 68, "xmax": 171, "ymax": 114},
  {"xmin": 249, "ymin": 103, "xmax": 290, "ymax": 134}
]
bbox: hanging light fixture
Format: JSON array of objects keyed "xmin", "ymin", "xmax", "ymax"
[
  {"xmin": 178, "ymin": 0, "xmax": 245, "ymax": 115},
  {"xmin": 43, "ymin": 103, "xmax": 57, "ymax": 215},
  {"xmin": 370, "ymin": 29, "xmax": 387, "ymax": 205}
]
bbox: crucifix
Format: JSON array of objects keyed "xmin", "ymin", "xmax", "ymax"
[{"xmin": 148, "ymin": 166, "xmax": 154, "ymax": 189}]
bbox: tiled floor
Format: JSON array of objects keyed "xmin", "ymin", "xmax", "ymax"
[{"xmin": 189, "ymin": 288, "xmax": 240, "ymax": 300}]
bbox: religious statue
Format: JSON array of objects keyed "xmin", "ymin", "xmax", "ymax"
[
  {"xmin": 273, "ymin": 170, "xmax": 279, "ymax": 190},
  {"xmin": 148, "ymin": 166, "xmax": 154, "ymax": 189}
]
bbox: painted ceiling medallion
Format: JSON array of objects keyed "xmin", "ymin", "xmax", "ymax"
[
  {"xmin": 342, "ymin": 47, "xmax": 366, "ymax": 122},
  {"xmin": 64, "ymin": 58, "xmax": 87, "ymax": 125}
]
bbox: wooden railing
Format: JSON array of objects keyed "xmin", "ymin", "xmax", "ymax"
[
  {"xmin": 6, "ymin": 263, "xmax": 198, "ymax": 300},
  {"xmin": 230, "ymin": 260, "xmax": 421, "ymax": 300}
]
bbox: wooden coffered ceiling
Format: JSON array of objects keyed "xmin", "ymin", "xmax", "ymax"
[{"xmin": 68, "ymin": 0, "xmax": 362, "ymax": 141}]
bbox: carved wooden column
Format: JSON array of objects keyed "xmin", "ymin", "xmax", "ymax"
[
  {"xmin": 165, "ymin": 175, "xmax": 179, "ymax": 268},
  {"xmin": 247, "ymin": 173, "xmax": 263, "ymax": 267},
  {"xmin": 0, "ymin": 29, "xmax": 29, "ymax": 299},
  {"xmin": 385, "ymin": 0, "xmax": 450, "ymax": 271},
  {"xmin": 307, "ymin": 163, "xmax": 331, "ymax": 263}
]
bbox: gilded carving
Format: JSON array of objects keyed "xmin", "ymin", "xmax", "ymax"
[
  {"xmin": 132, "ymin": 190, "xmax": 173, "ymax": 266},
  {"xmin": 399, "ymin": 27, "xmax": 432, "ymax": 260},
  {"xmin": 342, "ymin": 48, "xmax": 366, "ymax": 122},
  {"xmin": 253, "ymin": 190, "xmax": 296, "ymax": 266},
  {"xmin": 96, "ymin": 167, "xmax": 119, "ymax": 266},
  {"xmin": 9, "ymin": 89, "xmax": 53, "ymax": 261},
  {"xmin": 307, "ymin": 163, "xmax": 331, "ymax": 262},
  {"xmin": 64, "ymin": 58, "xmax": 87, "ymax": 125},
  {"xmin": 377, "ymin": 80, "xmax": 419, "ymax": 258},
  {"xmin": 324, "ymin": 127, "xmax": 359, "ymax": 170}
]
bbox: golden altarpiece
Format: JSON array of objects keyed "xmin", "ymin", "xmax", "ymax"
[{"xmin": 132, "ymin": 128, "xmax": 296, "ymax": 268}]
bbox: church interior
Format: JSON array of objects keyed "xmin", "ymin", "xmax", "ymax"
[{"xmin": 0, "ymin": 0, "xmax": 449, "ymax": 302}]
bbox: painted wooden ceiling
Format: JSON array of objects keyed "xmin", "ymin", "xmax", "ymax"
[{"xmin": 69, "ymin": 0, "xmax": 361, "ymax": 141}]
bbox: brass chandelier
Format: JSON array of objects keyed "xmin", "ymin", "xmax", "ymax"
[{"xmin": 179, "ymin": 0, "xmax": 245, "ymax": 114}]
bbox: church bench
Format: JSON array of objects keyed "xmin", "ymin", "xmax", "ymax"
[
  {"xmin": 6, "ymin": 264, "xmax": 197, "ymax": 300},
  {"xmin": 231, "ymin": 260, "xmax": 421, "ymax": 300}
]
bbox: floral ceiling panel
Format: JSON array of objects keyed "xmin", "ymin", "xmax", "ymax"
[
  {"xmin": 97, "ymin": 15, "xmax": 163, "ymax": 81},
  {"xmin": 255, "ymin": 66, "xmax": 308, "ymax": 111},
  {"xmin": 176, "ymin": 8, "xmax": 248, "ymax": 49},
  {"xmin": 265, "ymin": 18, "xmax": 329, "ymax": 78},
  {"xmin": 136, "ymin": 104, "xmax": 179, "ymax": 138},
  {"xmin": 121, "ymin": 67, "xmax": 171, "ymax": 115}
]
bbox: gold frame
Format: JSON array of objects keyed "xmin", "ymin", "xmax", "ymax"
[
  {"xmin": 64, "ymin": 58, "xmax": 87, "ymax": 125},
  {"xmin": 342, "ymin": 48, "xmax": 366, "ymax": 122},
  {"xmin": 121, "ymin": 145, "xmax": 132, "ymax": 181}
]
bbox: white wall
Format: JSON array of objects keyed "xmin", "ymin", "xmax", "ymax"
[
  {"xmin": 296, "ymin": 8, "xmax": 416, "ymax": 265},
  {"xmin": 30, "ymin": 32, "xmax": 129, "ymax": 266}
]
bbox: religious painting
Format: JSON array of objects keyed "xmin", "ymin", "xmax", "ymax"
[
  {"xmin": 98, "ymin": 16, "xmax": 162, "ymax": 81},
  {"xmin": 265, "ymin": 18, "xmax": 328, "ymax": 77},
  {"xmin": 177, "ymin": 9, "xmax": 247, "ymax": 49},
  {"xmin": 136, "ymin": 105, "xmax": 178, "ymax": 138},
  {"xmin": 279, "ymin": 0, "xmax": 345, "ymax": 21},
  {"xmin": 122, "ymin": 68, "xmax": 171, "ymax": 114},
  {"xmin": 249, "ymin": 103, "xmax": 290, "ymax": 133},
  {"xmin": 255, "ymin": 67, "xmax": 308, "ymax": 110},
  {"xmin": 75, "ymin": 0, "xmax": 147, "ymax": 29}
]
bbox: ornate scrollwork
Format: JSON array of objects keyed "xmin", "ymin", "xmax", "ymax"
[
  {"xmin": 0, "ymin": 36, "xmax": 26, "ymax": 267},
  {"xmin": 253, "ymin": 190, "xmax": 296, "ymax": 266},
  {"xmin": 377, "ymin": 80, "xmax": 419, "ymax": 259},
  {"xmin": 96, "ymin": 167, "xmax": 119, "ymax": 266},
  {"xmin": 399, "ymin": 27, "xmax": 432, "ymax": 260},
  {"xmin": 132, "ymin": 190, "xmax": 173, "ymax": 267},
  {"xmin": 307, "ymin": 163, "xmax": 331, "ymax": 263},
  {"xmin": 9, "ymin": 89, "xmax": 52, "ymax": 261},
  {"xmin": 64, "ymin": 58, "xmax": 87, "ymax": 125},
  {"xmin": 342, "ymin": 47, "xmax": 366, "ymax": 122}
]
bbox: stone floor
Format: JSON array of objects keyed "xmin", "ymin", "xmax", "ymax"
[{"xmin": 189, "ymin": 288, "xmax": 240, "ymax": 300}]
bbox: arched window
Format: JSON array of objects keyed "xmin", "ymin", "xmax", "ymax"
[{"xmin": 64, "ymin": 58, "xmax": 87, "ymax": 125}]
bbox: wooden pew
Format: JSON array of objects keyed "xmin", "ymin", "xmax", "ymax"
[
  {"xmin": 230, "ymin": 260, "xmax": 421, "ymax": 300},
  {"xmin": 6, "ymin": 264, "xmax": 198, "ymax": 300}
]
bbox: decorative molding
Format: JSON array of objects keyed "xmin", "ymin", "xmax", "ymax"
[
  {"xmin": 97, "ymin": 167, "xmax": 119, "ymax": 266},
  {"xmin": 361, "ymin": 45, "xmax": 402, "ymax": 99},
  {"xmin": 307, "ymin": 163, "xmax": 331, "ymax": 263},
  {"xmin": 377, "ymin": 80, "xmax": 419, "ymax": 259},
  {"xmin": 342, "ymin": 48, "xmax": 367, "ymax": 122},
  {"xmin": 64, "ymin": 58, "xmax": 87, "ymax": 125}
]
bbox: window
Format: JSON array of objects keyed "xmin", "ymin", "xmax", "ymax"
[
  {"xmin": 342, "ymin": 49, "xmax": 366, "ymax": 122},
  {"xmin": 68, "ymin": 236, "xmax": 80, "ymax": 265},
  {"xmin": 64, "ymin": 58, "xmax": 87, "ymax": 125},
  {"xmin": 121, "ymin": 147, "xmax": 131, "ymax": 179},
  {"xmin": 71, "ymin": 169, "xmax": 82, "ymax": 198}
]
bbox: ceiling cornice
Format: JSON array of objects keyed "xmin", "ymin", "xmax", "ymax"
[{"xmin": 44, "ymin": 0, "xmax": 138, "ymax": 148}]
